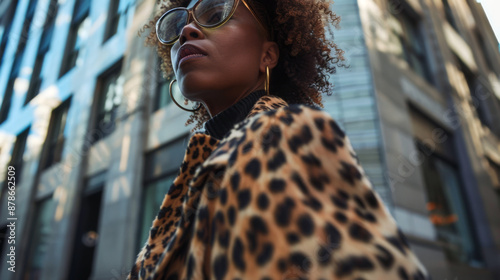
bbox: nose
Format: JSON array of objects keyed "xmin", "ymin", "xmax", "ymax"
[{"xmin": 179, "ymin": 22, "xmax": 204, "ymax": 45}]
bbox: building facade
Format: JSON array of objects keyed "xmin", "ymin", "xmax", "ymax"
[{"xmin": 0, "ymin": 0, "xmax": 499, "ymax": 279}]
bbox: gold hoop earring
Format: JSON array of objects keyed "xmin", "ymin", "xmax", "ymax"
[
  {"xmin": 169, "ymin": 79, "xmax": 202, "ymax": 112},
  {"xmin": 265, "ymin": 66, "xmax": 270, "ymax": 95}
]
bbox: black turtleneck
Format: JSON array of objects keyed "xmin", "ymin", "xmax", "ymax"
[{"xmin": 204, "ymin": 90, "xmax": 267, "ymax": 140}]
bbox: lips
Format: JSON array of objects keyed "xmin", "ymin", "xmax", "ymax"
[{"xmin": 177, "ymin": 44, "xmax": 207, "ymax": 67}]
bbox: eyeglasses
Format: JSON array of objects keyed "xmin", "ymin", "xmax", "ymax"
[{"xmin": 156, "ymin": 0, "xmax": 268, "ymax": 45}]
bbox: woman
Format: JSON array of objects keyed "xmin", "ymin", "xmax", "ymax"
[{"xmin": 128, "ymin": 0, "xmax": 429, "ymax": 279}]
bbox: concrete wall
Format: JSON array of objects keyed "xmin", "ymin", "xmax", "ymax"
[{"xmin": 357, "ymin": 0, "xmax": 500, "ymax": 278}]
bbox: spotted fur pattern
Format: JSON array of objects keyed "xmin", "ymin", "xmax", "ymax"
[{"xmin": 127, "ymin": 95, "xmax": 429, "ymax": 280}]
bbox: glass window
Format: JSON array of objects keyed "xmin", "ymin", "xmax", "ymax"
[
  {"xmin": 68, "ymin": 173, "xmax": 104, "ymax": 280},
  {"xmin": 23, "ymin": 197, "xmax": 58, "ymax": 280},
  {"xmin": 17, "ymin": 0, "xmax": 39, "ymax": 51},
  {"xmin": 29, "ymin": 0, "xmax": 59, "ymax": 91},
  {"xmin": 60, "ymin": 0, "xmax": 90, "ymax": 76},
  {"xmin": 138, "ymin": 136, "xmax": 189, "ymax": 249},
  {"xmin": 41, "ymin": 98, "xmax": 71, "ymax": 170},
  {"xmin": 487, "ymin": 158, "xmax": 500, "ymax": 189},
  {"xmin": 419, "ymin": 150, "xmax": 480, "ymax": 264},
  {"xmin": 25, "ymin": 54, "xmax": 45, "ymax": 104},
  {"xmin": 395, "ymin": 10, "xmax": 433, "ymax": 84},
  {"xmin": 442, "ymin": 0, "xmax": 458, "ymax": 31},
  {"xmin": 60, "ymin": 16, "xmax": 91, "ymax": 75},
  {"xmin": 91, "ymin": 66, "xmax": 123, "ymax": 144},
  {"xmin": 143, "ymin": 137, "xmax": 188, "ymax": 181},
  {"xmin": 26, "ymin": 0, "xmax": 39, "ymax": 18},
  {"xmin": 0, "ymin": 78, "xmax": 16, "ymax": 123},
  {"xmin": 153, "ymin": 72, "xmax": 173, "ymax": 112},
  {"xmin": 73, "ymin": 0, "xmax": 91, "ymax": 24},
  {"xmin": 137, "ymin": 174, "xmax": 176, "ymax": 248},
  {"xmin": 153, "ymin": 60, "xmax": 176, "ymax": 112},
  {"xmin": 10, "ymin": 127, "xmax": 30, "ymax": 184},
  {"xmin": 456, "ymin": 58, "xmax": 500, "ymax": 135},
  {"xmin": 411, "ymin": 108, "xmax": 482, "ymax": 265},
  {"xmin": 0, "ymin": 0, "xmax": 39, "ymax": 123},
  {"xmin": 104, "ymin": 0, "xmax": 121, "ymax": 41},
  {"xmin": 0, "ymin": 0, "xmax": 19, "ymax": 65},
  {"xmin": 476, "ymin": 31, "xmax": 495, "ymax": 73}
]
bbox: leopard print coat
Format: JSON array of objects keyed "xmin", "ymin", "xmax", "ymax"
[{"xmin": 127, "ymin": 95, "xmax": 429, "ymax": 280}]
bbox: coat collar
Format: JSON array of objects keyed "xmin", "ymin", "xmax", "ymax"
[
  {"xmin": 191, "ymin": 94, "xmax": 289, "ymax": 182},
  {"xmin": 246, "ymin": 94, "xmax": 289, "ymax": 119},
  {"xmin": 202, "ymin": 94, "xmax": 289, "ymax": 139}
]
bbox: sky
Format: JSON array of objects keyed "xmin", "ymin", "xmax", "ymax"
[{"xmin": 478, "ymin": 0, "xmax": 500, "ymax": 44}]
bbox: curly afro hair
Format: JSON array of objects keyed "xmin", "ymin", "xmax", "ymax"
[{"xmin": 142, "ymin": 0, "xmax": 345, "ymax": 131}]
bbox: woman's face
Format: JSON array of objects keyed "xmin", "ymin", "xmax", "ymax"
[{"xmin": 170, "ymin": 0, "xmax": 269, "ymax": 110}]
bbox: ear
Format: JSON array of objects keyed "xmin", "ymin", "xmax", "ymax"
[{"xmin": 260, "ymin": 41, "xmax": 279, "ymax": 72}]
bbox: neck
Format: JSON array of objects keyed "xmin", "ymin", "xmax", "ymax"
[
  {"xmin": 204, "ymin": 90, "xmax": 267, "ymax": 139},
  {"xmin": 201, "ymin": 82, "xmax": 265, "ymax": 117}
]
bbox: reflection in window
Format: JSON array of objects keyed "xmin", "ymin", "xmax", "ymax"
[{"xmin": 23, "ymin": 197, "xmax": 58, "ymax": 280}]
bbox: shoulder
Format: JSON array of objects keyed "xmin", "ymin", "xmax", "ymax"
[
  {"xmin": 200, "ymin": 104, "xmax": 429, "ymax": 279},
  {"xmin": 204, "ymin": 103, "xmax": 354, "ymax": 172},
  {"xmin": 224, "ymin": 103, "xmax": 348, "ymax": 154}
]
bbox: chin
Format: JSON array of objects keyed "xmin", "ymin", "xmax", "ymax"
[{"xmin": 178, "ymin": 73, "xmax": 217, "ymax": 100}]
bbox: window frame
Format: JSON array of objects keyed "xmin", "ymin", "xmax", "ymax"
[
  {"xmin": 394, "ymin": 7, "xmax": 434, "ymax": 84},
  {"xmin": 136, "ymin": 135, "xmax": 189, "ymax": 250},
  {"xmin": 0, "ymin": 0, "xmax": 19, "ymax": 65},
  {"xmin": 410, "ymin": 106, "xmax": 483, "ymax": 265},
  {"xmin": 40, "ymin": 98, "xmax": 72, "ymax": 170},
  {"xmin": 60, "ymin": 0, "xmax": 90, "ymax": 77},
  {"xmin": 90, "ymin": 62, "xmax": 123, "ymax": 144},
  {"xmin": 24, "ymin": 54, "xmax": 45, "ymax": 105},
  {"xmin": 103, "ymin": 0, "xmax": 121, "ymax": 42},
  {"xmin": 442, "ymin": 0, "xmax": 459, "ymax": 32},
  {"xmin": 153, "ymin": 69, "xmax": 173, "ymax": 112},
  {"xmin": 60, "ymin": 14, "xmax": 89, "ymax": 76},
  {"xmin": 0, "ymin": 78, "xmax": 16, "ymax": 123},
  {"xmin": 22, "ymin": 196, "xmax": 58, "ymax": 279},
  {"xmin": 10, "ymin": 127, "xmax": 30, "ymax": 185}
]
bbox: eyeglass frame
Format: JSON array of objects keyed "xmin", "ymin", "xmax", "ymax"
[{"xmin": 155, "ymin": 0, "xmax": 271, "ymax": 45}]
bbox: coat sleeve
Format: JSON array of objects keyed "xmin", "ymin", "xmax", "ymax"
[{"xmin": 206, "ymin": 104, "xmax": 429, "ymax": 279}]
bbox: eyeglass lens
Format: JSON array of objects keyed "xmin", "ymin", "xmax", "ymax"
[{"xmin": 158, "ymin": 0, "xmax": 236, "ymax": 44}]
